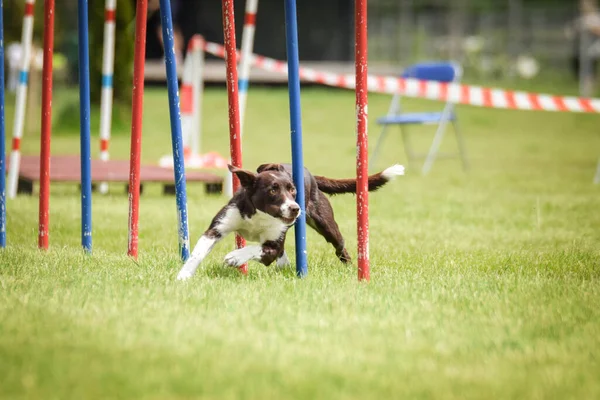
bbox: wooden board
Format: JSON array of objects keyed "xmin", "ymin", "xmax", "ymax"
[{"xmin": 9, "ymin": 155, "xmax": 224, "ymax": 195}]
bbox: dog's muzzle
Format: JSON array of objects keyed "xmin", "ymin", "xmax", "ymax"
[{"xmin": 280, "ymin": 200, "xmax": 301, "ymax": 225}]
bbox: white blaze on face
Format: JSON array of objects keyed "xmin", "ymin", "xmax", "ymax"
[{"xmin": 280, "ymin": 198, "xmax": 300, "ymax": 219}]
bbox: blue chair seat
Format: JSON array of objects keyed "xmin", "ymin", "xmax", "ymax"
[{"xmin": 377, "ymin": 112, "xmax": 456, "ymax": 125}]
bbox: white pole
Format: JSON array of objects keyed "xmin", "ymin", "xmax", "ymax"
[
  {"xmin": 579, "ymin": 29, "xmax": 594, "ymax": 97},
  {"xmin": 180, "ymin": 41, "xmax": 194, "ymax": 158},
  {"xmin": 238, "ymin": 0, "xmax": 259, "ymax": 137},
  {"xmin": 158, "ymin": 39, "xmax": 202, "ymax": 170},
  {"xmin": 7, "ymin": 0, "xmax": 36, "ymax": 199},
  {"xmin": 98, "ymin": 0, "xmax": 117, "ymax": 194},
  {"xmin": 190, "ymin": 35, "xmax": 204, "ymax": 157}
]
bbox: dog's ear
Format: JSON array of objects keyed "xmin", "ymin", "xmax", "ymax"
[
  {"xmin": 257, "ymin": 163, "xmax": 285, "ymax": 173},
  {"xmin": 228, "ymin": 164, "xmax": 256, "ymax": 189}
]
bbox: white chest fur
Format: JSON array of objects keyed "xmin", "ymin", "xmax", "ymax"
[{"xmin": 218, "ymin": 207, "xmax": 287, "ymax": 243}]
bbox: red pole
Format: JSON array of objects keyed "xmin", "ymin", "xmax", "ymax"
[
  {"xmin": 38, "ymin": 0, "xmax": 55, "ymax": 250},
  {"xmin": 356, "ymin": 0, "xmax": 369, "ymax": 281},
  {"xmin": 127, "ymin": 0, "xmax": 148, "ymax": 259},
  {"xmin": 221, "ymin": 0, "xmax": 247, "ymax": 274}
]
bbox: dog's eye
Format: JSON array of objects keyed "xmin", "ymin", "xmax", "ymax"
[{"xmin": 269, "ymin": 188, "xmax": 277, "ymax": 196}]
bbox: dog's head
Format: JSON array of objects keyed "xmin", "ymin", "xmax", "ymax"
[{"xmin": 228, "ymin": 164, "xmax": 300, "ymax": 225}]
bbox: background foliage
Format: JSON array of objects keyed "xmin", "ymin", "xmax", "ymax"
[{"xmin": 3, "ymin": 0, "xmax": 134, "ymax": 109}]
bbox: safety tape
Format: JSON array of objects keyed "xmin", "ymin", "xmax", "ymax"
[{"xmin": 203, "ymin": 41, "xmax": 600, "ymax": 114}]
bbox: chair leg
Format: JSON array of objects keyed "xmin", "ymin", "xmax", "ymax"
[
  {"xmin": 369, "ymin": 125, "xmax": 389, "ymax": 172},
  {"xmin": 400, "ymin": 126, "xmax": 415, "ymax": 170},
  {"xmin": 421, "ymin": 117, "xmax": 451, "ymax": 175},
  {"xmin": 594, "ymin": 157, "xmax": 600, "ymax": 184},
  {"xmin": 452, "ymin": 119, "xmax": 470, "ymax": 172}
]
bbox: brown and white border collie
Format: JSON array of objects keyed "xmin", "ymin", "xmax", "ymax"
[{"xmin": 177, "ymin": 163, "xmax": 404, "ymax": 280}]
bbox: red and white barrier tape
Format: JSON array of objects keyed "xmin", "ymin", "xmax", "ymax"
[{"xmin": 203, "ymin": 41, "xmax": 600, "ymax": 114}]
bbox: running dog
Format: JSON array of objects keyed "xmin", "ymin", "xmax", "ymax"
[{"xmin": 176, "ymin": 162, "xmax": 404, "ymax": 280}]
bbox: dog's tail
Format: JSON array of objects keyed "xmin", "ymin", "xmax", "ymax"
[{"xmin": 314, "ymin": 164, "xmax": 404, "ymax": 195}]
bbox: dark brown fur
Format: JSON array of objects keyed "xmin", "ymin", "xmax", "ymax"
[
  {"xmin": 313, "ymin": 172, "xmax": 390, "ymax": 195},
  {"xmin": 227, "ymin": 163, "xmax": 397, "ymax": 265}
]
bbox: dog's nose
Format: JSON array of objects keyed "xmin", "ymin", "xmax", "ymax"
[{"xmin": 289, "ymin": 204, "xmax": 300, "ymax": 216}]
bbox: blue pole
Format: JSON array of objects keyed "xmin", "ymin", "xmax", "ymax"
[
  {"xmin": 0, "ymin": 0, "xmax": 6, "ymax": 248},
  {"xmin": 159, "ymin": 0, "xmax": 189, "ymax": 262},
  {"xmin": 283, "ymin": 0, "xmax": 308, "ymax": 277},
  {"xmin": 78, "ymin": 0, "xmax": 92, "ymax": 253}
]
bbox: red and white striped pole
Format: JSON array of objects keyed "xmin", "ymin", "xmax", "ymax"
[
  {"xmin": 7, "ymin": 0, "xmax": 36, "ymax": 199},
  {"xmin": 127, "ymin": 0, "xmax": 148, "ymax": 259},
  {"xmin": 355, "ymin": 0, "xmax": 369, "ymax": 281},
  {"xmin": 98, "ymin": 0, "xmax": 116, "ymax": 194},
  {"xmin": 158, "ymin": 35, "xmax": 204, "ymax": 170},
  {"xmin": 38, "ymin": 0, "xmax": 55, "ymax": 250},
  {"xmin": 238, "ymin": 0, "xmax": 258, "ymax": 136},
  {"xmin": 179, "ymin": 36, "xmax": 203, "ymax": 159},
  {"xmin": 190, "ymin": 35, "xmax": 204, "ymax": 157},
  {"xmin": 179, "ymin": 44, "xmax": 193, "ymax": 158},
  {"xmin": 221, "ymin": 0, "xmax": 247, "ymax": 274}
]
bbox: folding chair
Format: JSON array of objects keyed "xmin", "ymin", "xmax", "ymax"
[{"xmin": 370, "ymin": 62, "xmax": 469, "ymax": 175}]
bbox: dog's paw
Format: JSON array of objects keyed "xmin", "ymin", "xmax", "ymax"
[
  {"xmin": 224, "ymin": 250, "xmax": 246, "ymax": 267},
  {"xmin": 177, "ymin": 269, "xmax": 194, "ymax": 281},
  {"xmin": 382, "ymin": 164, "xmax": 405, "ymax": 180},
  {"xmin": 276, "ymin": 252, "xmax": 291, "ymax": 268}
]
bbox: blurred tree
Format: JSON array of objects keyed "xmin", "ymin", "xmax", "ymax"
[
  {"xmin": 577, "ymin": 0, "xmax": 599, "ymax": 95},
  {"xmin": 370, "ymin": 0, "xmax": 576, "ymax": 11},
  {"xmin": 448, "ymin": 0, "xmax": 467, "ymax": 60},
  {"xmin": 2, "ymin": 0, "xmax": 65, "ymax": 50},
  {"xmin": 52, "ymin": 0, "xmax": 135, "ymax": 135}
]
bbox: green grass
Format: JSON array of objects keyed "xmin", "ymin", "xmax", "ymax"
[{"xmin": 1, "ymin": 85, "xmax": 600, "ymax": 399}]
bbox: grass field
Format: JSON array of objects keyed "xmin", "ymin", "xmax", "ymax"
[{"xmin": 1, "ymin": 85, "xmax": 600, "ymax": 399}]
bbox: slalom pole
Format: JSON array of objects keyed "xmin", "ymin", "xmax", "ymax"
[
  {"xmin": 38, "ymin": 0, "xmax": 55, "ymax": 250},
  {"xmin": 127, "ymin": 0, "xmax": 148, "ymax": 259},
  {"xmin": 190, "ymin": 35, "xmax": 204, "ymax": 157},
  {"xmin": 98, "ymin": 0, "xmax": 116, "ymax": 194},
  {"xmin": 355, "ymin": 0, "xmax": 370, "ymax": 281},
  {"xmin": 159, "ymin": 0, "xmax": 190, "ymax": 261},
  {"xmin": 0, "ymin": 0, "xmax": 6, "ymax": 247},
  {"xmin": 7, "ymin": 0, "xmax": 36, "ymax": 199},
  {"xmin": 78, "ymin": 0, "xmax": 93, "ymax": 253},
  {"xmin": 238, "ymin": 0, "xmax": 258, "ymax": 136},
  {"xmin": 221, "ymin": 0, "xmax": 247, "ymax": 274},
  {"xmin": 179, "ymin": 38, "xmax": 196, "ymax": 158},
  {"xmin": 283, "ymin": 0, "xmax": 308, "ymax": 277}
]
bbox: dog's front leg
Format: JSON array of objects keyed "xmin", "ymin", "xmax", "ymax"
[
  {"xmin": 177, "ymin": 206, "xmax": 241, "ymax": 280},
  {"xmin": 223, "ymin": 245, "xmax": 264, "ymax": 267},
  {"xmin": 275, "ymin": 236, "xmax": 290, "ymax": 268},
  {"xmin": 177, "ymin": 204, "xmax": 245, "ymax": 280},
  {"xmin": 276, "ymin": 251, "xmax": 290, "ymax": 268},
  {"xmin": 224, "ymin": 240, "xmax": 285, "ymax": 268},
  {"xmin": 177, "ymin": 231, "xmax": 223, "ymax": 280}
]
